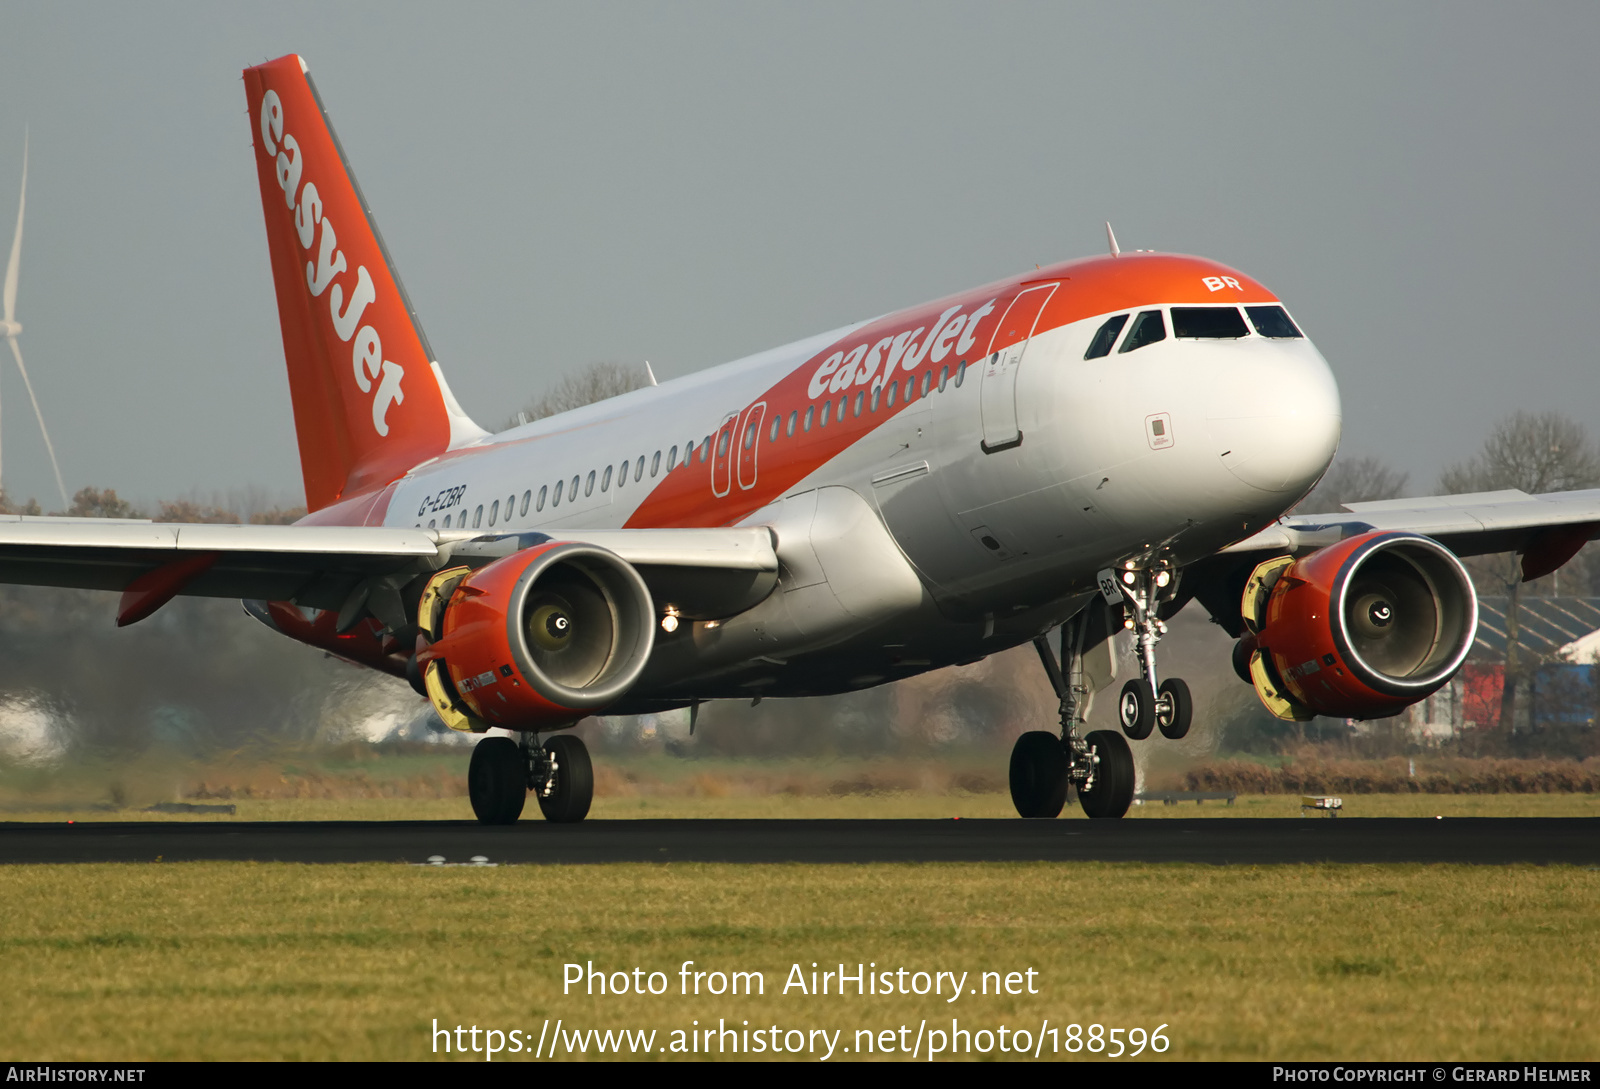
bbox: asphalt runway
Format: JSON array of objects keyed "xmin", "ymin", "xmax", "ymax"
[{"xmin": 1, "ymin": 817, "xmax": 1597, "ymax": 865}]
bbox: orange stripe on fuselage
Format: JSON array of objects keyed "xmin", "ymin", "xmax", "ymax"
[{"xmin": 624, "ymin": 252, "xmax": 1279, "ymax": 529}]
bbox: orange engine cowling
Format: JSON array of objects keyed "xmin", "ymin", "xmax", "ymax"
[
  {"xmin": 1242, "ymin": 531, "xmax": 1478, "ymax": 720},
  {"xmin": 417, "ymin": 542, "xmax": 656, "ymax": 731}
]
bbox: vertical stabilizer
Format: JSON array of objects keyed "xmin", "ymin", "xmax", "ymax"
[{"xmin": 242, "ymin": 55, "xmax": 487, "ymax": 512}]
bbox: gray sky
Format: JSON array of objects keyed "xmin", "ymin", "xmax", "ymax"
[{"xmin": 1, "ymin": 1, "xmax": 1596, "ymax": 510}]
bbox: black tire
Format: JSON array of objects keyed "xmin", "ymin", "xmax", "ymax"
[
  {"xmin": 1231, "ymin": 638, "xmax": 1255, "ymax": 685},
  {"xmin": 468, "ymin": 737, "xmax": 527, "ymax": 825},
  {"xmin": 1009, "ymin": 731, "xmax": 1069, "ymax": 818},
  {"xmin": 1157, "ymin": 678, "xmax": 1193, "ymax": 740},
  {"xmin": 537, "ymin": 734, "xmax": 594, "ymax": 823},
  {"xmin": 1118, "ymin": 679, "xmax": 1154, "ymax": 740},
  {"xmin": 405, "ymin": 654, "xmax": 428, "ymax": 698},
  {"xmin": 1078, "ymin": 730, "xmax": 1135, "ymax": 819}
]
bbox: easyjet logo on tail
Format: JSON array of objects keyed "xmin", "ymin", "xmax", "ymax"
[
  {"xmin": 257, "ymin": 89, "xmax": 404, "ymax": 436},
  {"xmin": 808, "ymin": 299, "xmax": 997, "ymax": 399}
]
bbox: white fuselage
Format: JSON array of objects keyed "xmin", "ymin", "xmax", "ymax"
[{"xmin": 380, "ymin": 301, "xmax": 1341, "ymax": 703}]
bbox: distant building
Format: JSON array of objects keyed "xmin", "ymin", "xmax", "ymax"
[{"xmin": 1403, "ymin": 596, "xmax": 1600, "ymax": 739}]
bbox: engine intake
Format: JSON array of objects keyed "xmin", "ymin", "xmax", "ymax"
[
  {"xmin": 1241, "ymin": 531, "xmax": 1478, "ymax": 720},
  {"xmin": 418, "ymin": 542, "xmax": 655, "ymax": 730}
]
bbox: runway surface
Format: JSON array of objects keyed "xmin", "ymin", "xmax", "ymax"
[{"xmin": 1, "ymin": 817, "xmax": 1597, "ymax": 865}]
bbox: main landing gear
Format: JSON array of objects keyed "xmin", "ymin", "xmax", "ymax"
[
  {"xmin": 1007, "ymin": 556, "xmax": 1191, "ymax": 820},
  {"xmin": 1009, "ymin": 608, "xmax": 1136, "ymax": 819},
  {"xmin": 468, "ymin": 732, "xmax": 594, "ymax": 825}
]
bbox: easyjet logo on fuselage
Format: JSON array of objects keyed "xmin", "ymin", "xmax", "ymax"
[
  {"xmin": 257, "ymin": 89, "xmax": 405, "ymax": 437},
  {"xmin": 807, "ymin": 299, "xmax": 998, "ymax": 399}
]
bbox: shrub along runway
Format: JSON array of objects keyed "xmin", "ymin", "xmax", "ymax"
[{"xmin": 2, "ymin": 817, "xmax": 1597, "ymax": 865}]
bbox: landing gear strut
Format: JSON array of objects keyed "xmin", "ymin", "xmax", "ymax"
[
  {"xmin": 1106, "ymin": 558, "xmax": 1192, "ymax": 742},
  {"xmin": 1008, "ymin": 608, "xmax": 1136, "ymax": 819},
  {"xmin": 468, "ymin": 733, "xmax": 594, "ymax": 825}
]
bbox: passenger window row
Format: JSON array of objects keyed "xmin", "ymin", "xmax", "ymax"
[
  {"xmin": 416, "ymin": 438, "xmax": 696, "ymax": 530},
  {"xmin": 773, "ymin": 360, "xmax": 970, "ymax": 444},
  {"xmin": 414, "ymin": 354, "xmax": 979, "ymax": 530},
  {"xmin": 1084, "ymin": 304, "xmax": 1302, "ymax": 359}
]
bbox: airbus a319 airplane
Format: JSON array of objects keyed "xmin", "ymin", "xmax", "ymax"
[{"xmin": 5, "ymin": 54, "xmax": 1598, "ymax": 823}]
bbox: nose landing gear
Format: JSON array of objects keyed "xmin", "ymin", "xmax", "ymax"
[{"xmin": 1106, "ymin": 559, "xmax": 1192, "ymax": 741}]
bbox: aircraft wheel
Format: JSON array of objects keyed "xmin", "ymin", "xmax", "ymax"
[
  {"xmin": 468, "ymin": 737, "xmax": 527, "ymax": 825},
  {"xmin": 1009, "ymin": 731, "xmax": 1069, "ymax": 818},
  {"xmin": 1231, "ymin": 638, "xmax": 1255, "ymax": 685},
  {"xmin": 1157, "ymin": 678, "xmax": 1193, "ymax": 740},
  {"xmin": 404, "ymin": 654, "xmax": 428, "ymax": 698},
  {"xmin": 1118, "ymin": 679, "xmax": 1154, "ymax": 740},
  {"xmin": 537, "ymin": 734, "xmax": 594, "ymax": 823},
  {"xmin": 1078, "ymin": 730, "xmax": 1135, "ymax": 818},
  {"xmin": 1081, "ymin": 729, "xmax": 1132, "ymax": 815}
]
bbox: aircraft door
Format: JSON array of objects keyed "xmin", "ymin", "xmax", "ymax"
[
  {"xmin": 711, "ymin": 412, "xmax": 737, "ymax": 497},
  {"xmin": 737, "ymin": 402, "xmax": 766, "ymax": 491},
  {"xmin": 979, "ymin": 283, "xmax": 1057, "ymax": 453}
]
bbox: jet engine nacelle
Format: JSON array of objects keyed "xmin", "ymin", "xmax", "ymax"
[
  {"xmin": 417, "ymin": 542, "xmax": 655, "ymax": 731},
  {"xmin": 1240, "ymin": 530, "xmax": 1478, "ymax": 720}
]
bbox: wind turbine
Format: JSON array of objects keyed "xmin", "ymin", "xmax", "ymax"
[{"xmin": 2, "ymin": 130, "xmax": 69, "ymax": 512}]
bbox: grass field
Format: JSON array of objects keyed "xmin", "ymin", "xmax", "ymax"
[
  {"xmin": 0, "ymin": 861, "xmax": 1595, "ymax": 1061},
  {"xmin": 5, "ymin": 750, "xmax": 1597, "ymax": 1061},
  {"xmin": 4, "ymin": 744, "xmax": 1600, "ymax": 822}
]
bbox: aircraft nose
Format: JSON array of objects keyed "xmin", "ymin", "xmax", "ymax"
[{"xmin": 1206, "ymin": 344, "xmax": 1341, "ymax": 495}]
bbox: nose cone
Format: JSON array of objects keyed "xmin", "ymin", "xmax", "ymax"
[{"xmin": 1207, "ymin": 341, "xmax": 1341, "ymax": 495}]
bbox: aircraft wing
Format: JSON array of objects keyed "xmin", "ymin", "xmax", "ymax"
[
  {"xmin": 0, "ymin": 517, "xmax": 778, "ymax": 626},
  {"xmin": 1220, "ymin": 488, "xmax": 1600, "ymax": 566},
  {"xmin": 1187, "ymin": 488, "xmax": 1600, "ymax": 637}
]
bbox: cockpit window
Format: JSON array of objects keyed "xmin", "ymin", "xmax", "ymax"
[
  {"xmin": 1084, "ymin": 314, "xmax": 1129, "ymax": 359},
  {"xmin": 1119, "ymin": 310, "xmax": 1167, "ymax": 354},
  {"xmin": 1171, "ymin": 307, "xmax": 1249, "ymax": 339},
  {"xmin": 1245, "ymin": 305, "xmax": 1303, "ymax": 339}
]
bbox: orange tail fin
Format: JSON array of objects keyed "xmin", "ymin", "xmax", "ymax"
[{"xmin": 242, "ymin": 55, "xmax": 486, "ymax": 512}]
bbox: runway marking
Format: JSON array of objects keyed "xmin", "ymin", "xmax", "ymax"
[{"xmin": 414, "ymin": 854, "xmax": 497, "ymax": 867}]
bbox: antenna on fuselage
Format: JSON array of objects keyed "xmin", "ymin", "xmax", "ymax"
[
  {"xmin": 1105, "ymin": 221, "xmax": 1121, "ymax": 258},
  {"xmin": 644, "ymin": 360, "xmax": 658, "ymax": 387}
]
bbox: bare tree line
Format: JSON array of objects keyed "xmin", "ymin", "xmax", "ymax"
[{"xmin": 0, "ymin": 486, "xmax": 306, "ymax": 524}]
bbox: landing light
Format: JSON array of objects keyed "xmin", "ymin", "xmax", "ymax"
[{"xmin": 660, "ymin": 610, "xmax": 679, "ymax": 633}]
